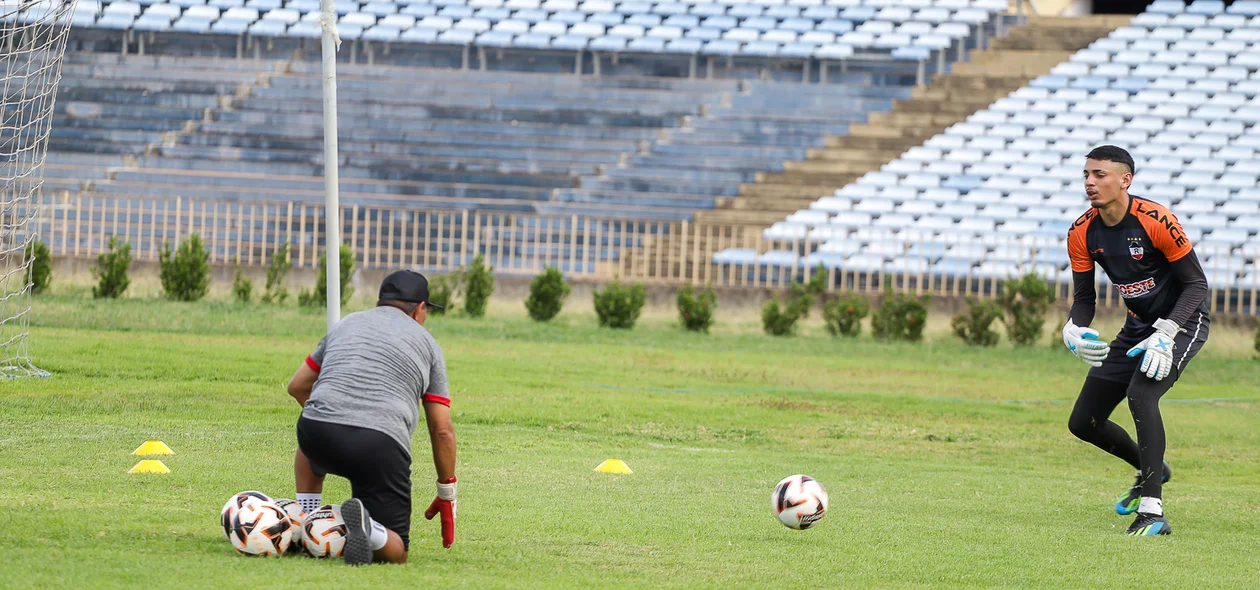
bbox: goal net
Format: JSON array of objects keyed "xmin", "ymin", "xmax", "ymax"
[{"xmin": 1, "ymin": 0, "xmax": 74, "ymax": 378}]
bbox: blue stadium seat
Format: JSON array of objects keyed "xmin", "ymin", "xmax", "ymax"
[
  {"xmin": 662, "ymin": 37, "xmax": 701, "ymax": 53},
  {"xmin": 662, "ymin": 14, "xmax": 697, "ymax": 29},
  {"xmin": 700, "ymin": 15, "xmax": 736, "ymax": 30},
  {"xmin": 627, "ymin": 36, "xmax": 665, "ymax": 52},
  {"xmin": 1228, "ymin": 0, "xmax": 1260, "ymax": 16},
  {"xmin": 801, "ymin": 6, "xmax": 838, "ymax": 20},
  {"xmin": 727, "ymin": 4, "xmax": 763, "ymax": 18},
  {"xmin": 813, "ymin": 43, "xmax": 853, "ymax": 60},
  {"xmin": 133, "ymin": 14, "xmax": 174, "ymax": 32},
  {"xmin": 586, "ymin": 11, "xmax": 623, "ymax": 26},
  {"xmin": 741, "ymin": 41, "xmax": 779, "ymax": 57},
  {"xmin": 172, "ymin": 15, "xmax": 214, "ymax": 33},
  {"xmin": 212, "ymin": 18, "xmax": 252, "ymax": 34},
  {"xmin": 248, "ymin": 19, "xmax": 286, "ymax": 36},
  {"xmin": 1187, "ymin": 0, "xmax": 1226, "ymax": 16},
  {"xmin": 779, "ymin": 17, "xmax": 815, "ymax": 33},
  {"xmin": 688, "ymin": 3, "xmax": 725, "ymax": 18},
  {"xmin": 587, "ymin": 35, "xmax": 626, "ymax": 51},
  {"xmin": 651, "ymin": 2, "xmax": 687, "ymax": 16},
  {"xmin": 550, "ymin": 34, "xmax": 589, "ymax": 49},
  {"xmin": 624, "ymin": 13, "xmax": 660, "ymax": 27},
  {"xmin": 816, "ymin": 19, "xmax": 853, "ymax": 34},
  {"xmin": 399, "ymin": 25, "xmax": 439, "ymax": 42},
  {"xmin": 1148, "ymin": 0, "xmax": 1186, "ymax": 15},
  {"xmin": 477, "ymin": 30, "xmax": 515, "ymax": 46},
  {"xmin": 779, "ymin": 42, "xmax": 816, "ymax": 58},
  {"xmin": 741, "ymin": 16, "xmax": 777, "ymax": 32},
  {"xmin": 512, "ymin": 32, "xmax": 550, "ymax": 48},
  {"xmin": 839, "ymin": 6, "xmax": 875, "ymax": 22},
  {"xmin": 436, "ymin": 28, "xmax": 477, "ymax": 44},
  {"xmin": 475, "ymin": 7, "xmax": 512, "ymax": 21},
  {"xmin": 684, "ymin": 27, "xmax": 721, "ymax": 40},
  {"xmin": 701, "ymin": 39, "xmax": 740, "ymax": 56}
]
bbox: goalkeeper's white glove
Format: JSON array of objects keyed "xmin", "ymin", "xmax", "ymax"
[
  {"xmin": 1126, "ymin": 318, "xmax": 1180, "ymax": 381},
  {"xmin": 1062, "ymin": 320, "xmax": 1109, "ymax": 367}
]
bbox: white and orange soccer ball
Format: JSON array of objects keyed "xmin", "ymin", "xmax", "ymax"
[
  {"xmin": 771, "ymin": 474, "xmax": 829, "ymax": 530},
  {"xmin": 271, "ymin": 498, "xmax": 307, "ymax": 555},
  {"xmin": 220, "ymin": 491, "xmax": 294, "ymax": 556},
  {"xmin": 301, "ymin": 504, "xmax": 348, "ymax": 558}
]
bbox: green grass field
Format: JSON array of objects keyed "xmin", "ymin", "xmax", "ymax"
[{"xmin": 3, "ymin": 294, "xmax": 1259, "ymax": 588}]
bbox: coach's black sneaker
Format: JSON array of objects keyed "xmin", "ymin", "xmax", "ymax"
[
  {"xmin": 1127, "ymin": 512, "xmax": 1171, "ymax": 536},
  {"xmin": 341, "ymin": 498, "xmax": 373, "ymax": 566},
  {"xmin": 1116, "ymin": 461, "xmax": 1172, "ymax": 515}
]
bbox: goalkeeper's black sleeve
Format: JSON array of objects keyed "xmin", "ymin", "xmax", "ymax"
[
  {"xmin": 1069, "ymin": 268, "xmax": 1096, "ymax": 327},
  {"xmin": 1165, "ymin": 253, "xmax": 1209, "ymax": 328}
]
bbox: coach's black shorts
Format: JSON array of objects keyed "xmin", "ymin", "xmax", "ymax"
[
  {"xmin": 1088, "ymin": 314, "xmax": 1210, "ymax": 384},
  {"xmin": 296, "ymin": 416, "xmax": 412, "ymax": 550}
]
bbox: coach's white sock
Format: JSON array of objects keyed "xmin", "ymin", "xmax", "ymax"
[
  {"xmin": 297, "ymin": 493, "xmax": 322, "ymax": 514},
  {"xmin": 1138, "ymin": 497, "xmax": 1164, "ymax": 516},
  {"xmin": 369, "ymin": 519, "xmax": 389, "ymax": 551}
]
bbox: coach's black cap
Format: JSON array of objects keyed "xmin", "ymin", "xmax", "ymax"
[{"xmin": 379, "ymin": 270, "xmax": 444, "ymax": 310}]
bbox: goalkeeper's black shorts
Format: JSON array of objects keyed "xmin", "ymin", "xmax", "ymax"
[
  {"xmin": 297, "ymin": 416, "xmax": 412, "ymax": 550},
  {"xmin": 1088, "ymin": 314, "xmax": 1210, "ymax": 385}
]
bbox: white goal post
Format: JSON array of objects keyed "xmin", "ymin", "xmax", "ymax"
[{"xmin": 1, "ymin": 0, "xmax": 75, "ymax": 378}]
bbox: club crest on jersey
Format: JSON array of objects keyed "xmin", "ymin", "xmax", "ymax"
[{"xmin": 1126, "ymin": 237, "xmax": 1145, "ymax": 260}]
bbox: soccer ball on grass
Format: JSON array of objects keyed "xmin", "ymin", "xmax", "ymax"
[
  {"xmin": 220, "ymin": 491, "xmax": 294, "ymax": 556},
  {"xmin": 771, "ymin": 474, "xmax": 829, "ymax": 530}
]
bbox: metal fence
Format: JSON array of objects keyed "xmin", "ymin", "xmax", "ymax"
[{"xmin": 23, "ymin": 191, "xmax": 1260, "ymax": 316}]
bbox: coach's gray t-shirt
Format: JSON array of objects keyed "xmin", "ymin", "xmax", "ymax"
[{"xmin": 302, "ymin": 306, "xmax": 449, "ymax": 457}]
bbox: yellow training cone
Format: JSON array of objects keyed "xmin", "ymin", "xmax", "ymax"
[
  {"xmin": 594, "ymin": 459, "xmax": 633, "ymax": 474},
  {"xmin": 128, "ymin": 460, "xmax": 170, "ymax": 474},
  {"xmin": 132, "ymin": 440, "xmax": 174, "ymax": 455}
]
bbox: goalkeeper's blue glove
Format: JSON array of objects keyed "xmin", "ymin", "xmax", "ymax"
[
  {"xmin": 1126, "ymin": 318, "xmax": 1179, "ymax": 381},
  {"xmin": 1062, "ymin": 320, "xmax": 1109, "ymax": 367}
]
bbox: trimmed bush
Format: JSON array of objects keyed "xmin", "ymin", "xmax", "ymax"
[
  {"xmin": 951, "ymin": 297, "xmax": 1002, "ymax": 346},
  {"xmin": 92, "ymin": 236, "xmax": 131, "ymax": 299},
  {"xmin": 428, "ymin": 275, "xmax": 454, "ymax": 316},
  {"xmin": 594, "ymin": 280, "xmax": 646, "ymax": 329},
  {"xmin": 997, "ymin": 273, "xmax": 1055, "ymax": 347},
  {"xmin": 262, "ymin": 243, "xmax": 291, "ymax": 304},
  {"xmin": 676, "ymin": 284, "xmax": 717, "ymax": 333},
  {"xmin": 871, "ymin": 285, "xmax": 929, "ymax": 342},
  {"xmin": 159, "ymin": 233, "xmax": 211, "ymax": 302},
  {"xmin": 232, "ymin": 264, "xmax": 253, "ymax": 303},
  {"xmin": 463, "ymin": 254, "xmax": 495, "ymax": 319},
  {"xmin": 300, "ymin": 244, "xmax": 355, "ymax": 307},
  {"xmin": 525, "ymin": 267, "xmax": 570, "ymax": 322},
  {"xmin": 762, "ymin": 282, "xmax": 814, "ymax": 337},
  {"xmin": 823, "ymin": 292, "xmax": 869, "ymax": 337},
  {"xmin": 26, "ymin": 240, "xmax": 52, "ymax": 295}
]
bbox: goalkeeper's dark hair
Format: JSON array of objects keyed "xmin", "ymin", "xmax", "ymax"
[
  {"xmin": 1085, "ymin": 145, "xmax": 1135, "ymax": 175},
  {"xmin": 378, "ymin": 299, "xmax": 420, "ymax": 315}
]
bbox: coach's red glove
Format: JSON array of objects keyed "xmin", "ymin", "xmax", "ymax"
[{"xmin": 424, "ymin": 477, "xmax": 457, "ymax": 548}]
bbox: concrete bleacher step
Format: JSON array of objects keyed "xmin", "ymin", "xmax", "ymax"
[
  {"xmin": 738, "ymin": 182, "xmax": 844, "ymax": 199},
  {"xmin": 801, "ymin": 147, "xmax": 909, "ymax": 165},
  {"xmin": 750, "ymin": 171, "xmax": 861, "ymax": 187}
]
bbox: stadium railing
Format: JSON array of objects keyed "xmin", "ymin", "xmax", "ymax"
[{"xmin": 25, "ymin": 190, "xmax": 1260, "ymax": 316}]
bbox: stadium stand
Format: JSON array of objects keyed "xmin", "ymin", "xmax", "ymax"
[
  {"xmin": 40, "ymin": 0, "xmax": 1020, "ymax": 224},
  {"xmin": 721, "ymin": 0, "xmax": 1260, "ymax": 291},
  {"xmin": 61, "ymin": 0, "xmax": 1013, "ymax": 71}
]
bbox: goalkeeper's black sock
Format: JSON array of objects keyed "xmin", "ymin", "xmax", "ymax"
[{"xmin": 1126, "ymin": 376, "xmax": 1176, "ymax": 499}]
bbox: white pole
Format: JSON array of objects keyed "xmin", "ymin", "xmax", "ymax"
[{"xmin": 319, "ymin": 0, "xmax": 342, "ymax": 332}]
